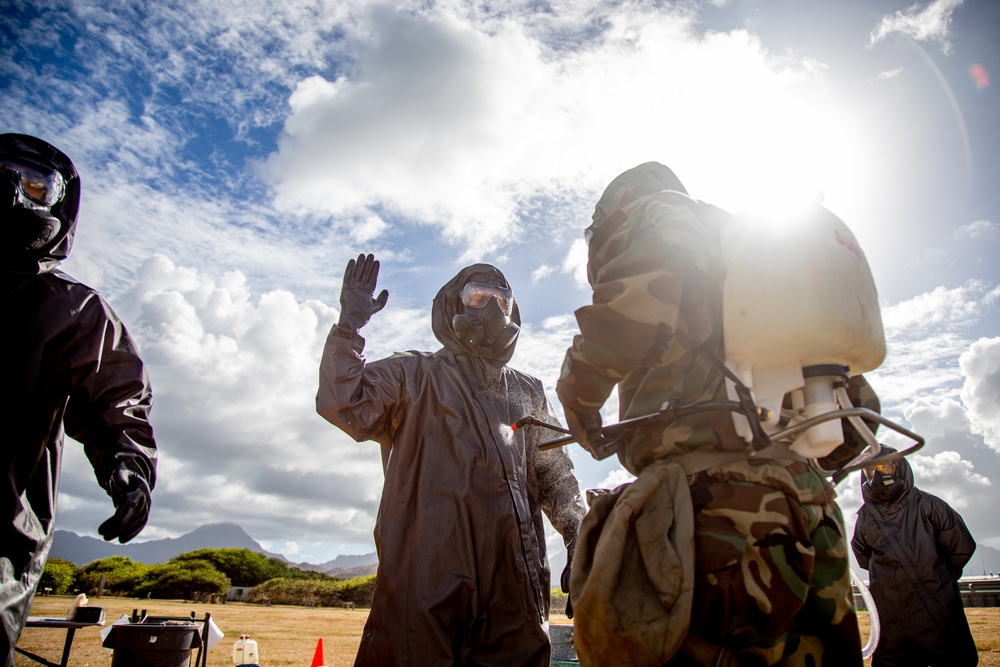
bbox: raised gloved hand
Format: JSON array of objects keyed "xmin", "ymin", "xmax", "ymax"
[
  {"xmin": 338, "ymin": 253, "xmax": 389, "ymax": 332},
  {"xmin": 563, "ymin": 405, "xmax": 614, "ymax": 460},
  {"xmin": 561, "ymin": 559, "xmax": 574, "ymax": 619},
  {"xmin": 98, "ymin": 458, "xmax": 152, "ymax": 544}
]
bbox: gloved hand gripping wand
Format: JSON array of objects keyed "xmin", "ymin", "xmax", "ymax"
[{"xmin": 513, "ymin": 400, "xmax": 772, "ymax": 460}]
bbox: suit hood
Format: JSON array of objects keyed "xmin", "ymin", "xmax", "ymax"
[
  {"xmin": 432, "ymin": 263, "xmax": 521, "ymax": 366},
  {"xmin": 0, "ymin": 133, "xmax": 81, "ymax": 274},
  {"xmin": 861, "ymin": 445, "xmax": 914, "ymax": 503}
]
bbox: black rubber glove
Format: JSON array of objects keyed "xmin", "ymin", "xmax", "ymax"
[
  {"xmin": 338, "ymin": 253, "xmax": 389, "ymax": 332},
  {"xmin": 563, "ymin": 405, "xmax": 613, "ymax": 460},
  {"xmin": 561, "ymin": 559, "xmax": 574, "ymax": 619},
  {"xmin": 99, "ymin": 458, "xmax": 152, "ymax": 544}
]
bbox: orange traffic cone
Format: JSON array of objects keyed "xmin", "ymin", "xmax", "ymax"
[{"xmin": 310, "ymin": 637, "xmax": 325, "ymax": 667}]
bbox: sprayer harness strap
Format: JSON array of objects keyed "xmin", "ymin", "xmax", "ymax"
[
  {"xmin": 657, "ymin": 325, "xmax": 775, "ymax": 453},
  {"xmin": 672, "ymin": 440, "xmax": 807, "ymax": 477}
]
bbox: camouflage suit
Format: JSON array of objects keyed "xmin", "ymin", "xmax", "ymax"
[{"xmin": 557, "ymin": 163, "xmax": 863, "ymax": 666}]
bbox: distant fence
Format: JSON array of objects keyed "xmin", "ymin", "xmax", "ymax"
[{"xmin": 853, "ymin": 578, "xmax": 1000, "ymax": 610}]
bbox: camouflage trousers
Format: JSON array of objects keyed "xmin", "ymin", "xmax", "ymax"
[{"xmin": 669, "ymin": 457, "xmax": 863, "ymax": 667}]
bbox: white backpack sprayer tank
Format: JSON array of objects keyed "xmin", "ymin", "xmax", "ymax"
[
  {"xmin": 721, "ymin": 204, "xmax": 890, "ymax": 659},
  {"xmin": 720, "ymin": 204, "xmax": 886, "ymax": 458}
]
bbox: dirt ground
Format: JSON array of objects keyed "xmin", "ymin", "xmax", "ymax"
[{"xmin": 14, "ymin": 595, "xmax": 1000, "ymax": 666}]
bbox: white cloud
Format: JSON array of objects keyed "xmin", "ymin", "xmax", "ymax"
[
  {"xmin": 908, "ymin": 449, "xmax": 991, "ymax": 509},
  {"xmin": 868, "ymin": 0, "xmax": 964, "ymax": 54},
  {"xmin": 531, "ymin": 265, "xmax": 554, "ymax": 283},
  {"xmin": 880, "ymin": 281, "xmax": 996, "ymax": 331},
  {"xmin": 873, "ymin": 67, "xmax": 905, "ymax": 82},
  {"xmin": 352, "ymin": 215, "xmax": 391, "ymax": 244},
  {"xmin": 56, "ymin": 254, "xmax": 386, "ymax": 558},
  {"xmin": 960, "ymin": 337, "xmax": 1000, "ymax": 452},
  {"xmin": 563, "ymin": 239, "xmax": 590, "ymax": 289},
  {"xmin": 844, "ymin": 282, "xmax": 998, "ymax": 417},
  {"xmin": 599, "ymin": 468, "xmax": 637, "ymax": 491},
  {"xmin": 957, "ymin": 219, "xmax": 999, "ymax": 239},
  {"xmin": 263, "ymin": 5, "xmax": 863, "ymax": 262},
  {"xmin": 264, "ymin": 9, "xmax": 548, "ymax": 259}
]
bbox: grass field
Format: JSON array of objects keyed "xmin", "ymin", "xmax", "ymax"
[{"xmin": 15, "ymin": 595, "xmax": 1000, "ymax": 666}]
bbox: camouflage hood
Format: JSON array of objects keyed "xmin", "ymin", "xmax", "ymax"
[{"xmin": 592, "ymin": 161, "xmax": 687, "ymax": 229}]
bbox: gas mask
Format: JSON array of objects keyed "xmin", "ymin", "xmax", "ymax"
[
  {"xmin": 452, "ymin": 282, "xmax": 520, "ymax": 357},
  {"xmin": 1, "ymin": 154, "xmax": 66, "ymax": 255},
  {"xmin": 863, "ymin": 459, "xmax": 904, "ymax": 500}
]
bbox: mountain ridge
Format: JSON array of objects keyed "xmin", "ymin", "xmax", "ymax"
[{"xmin": 50, "ymin": 522, "xmax": 378, "ymax": 576}]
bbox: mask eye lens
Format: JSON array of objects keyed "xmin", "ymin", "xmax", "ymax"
[
  {"xmin": 462, "ymin": 283, "xmax": 513, "ymax": 315},
  {"xmin": 864, "ymin": 460, "xmax": 895, "ymax": 479},
  {"xmin": 0, "ymin": 157, "xmax": 65, "ymax": 207}
]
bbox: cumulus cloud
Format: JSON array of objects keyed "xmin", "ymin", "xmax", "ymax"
[
  {"xmin": 264, "ymin": 5, "xmax": 854, "ymax": 262},
  {"xmin": 960, "ymin": 337, "xmax": 1000, "ymax": 452},
  {"xmin": 864, "ymin": 281, "xmax": 998, "ymax": 413},
  {"xmin": 880, "ymin": 281, "xmax": 997, "ymax": 332},
  {"xmin": 868, "ymin": 0, "xmax": 963, "ymax": 54},
  {"xmin": 56, "ymin": 255, "xmax": 387, "ymax": 560},
  {"xmin": 264, "ymin": 9, "xmax": 550, "ymax": 258}
]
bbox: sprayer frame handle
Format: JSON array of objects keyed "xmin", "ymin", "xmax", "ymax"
[{"xmin": 537, "ymin": 400, "xmax": 762, "ymax": 453}]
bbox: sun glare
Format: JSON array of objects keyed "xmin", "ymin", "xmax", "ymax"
[{"xmin": 714, "ymin": 92, "xmax": 878, "ymax": 237}]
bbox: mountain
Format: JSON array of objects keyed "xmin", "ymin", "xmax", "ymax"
[
  {"xmin": 50, "ymin": 522, "xmax": 379, "ymax": 576},
  {"xmin": 52, "ymin": 523, "xmax": 286, "ymax": 566},
  {"xmin": 967, "ymin": 543, "xmax": 1000, "ymax": 578},
  {"xmin": 295, "ymin": 552, "xmax": 380, "ymax": 577}
]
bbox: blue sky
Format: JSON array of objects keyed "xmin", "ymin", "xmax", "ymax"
[{"xmin": 3, "ymin": 0, "xmax": 999, "ymax": 571}]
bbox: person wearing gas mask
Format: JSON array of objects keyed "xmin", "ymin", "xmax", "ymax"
[
  {"xmin": 317, "ymin": 254, "xmax": 584, "ymax": 667},
  {"xmin": 556, "ymin": 162, "xmax": 867, "ymax": 666},
  {"xmin": 852, "ymin": 446, "xmax": 978, "ymax": 667},
  {"xmin": 0, "ymin": 133, "xmax": 157, "ymax": 665}
]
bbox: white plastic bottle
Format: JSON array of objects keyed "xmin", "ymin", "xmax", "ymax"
[
  {"xmin": 233, "ymin": 634, "xmax": 259, "ymax": 665},
  {"xmin": 720, "ymin": 205, "xmax": 886, "ymax": 457}
]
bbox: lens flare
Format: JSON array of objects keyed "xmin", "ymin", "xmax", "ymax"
[{"xmin": 970, "ymin": 63, "xmax": 990, "ymax": 90}]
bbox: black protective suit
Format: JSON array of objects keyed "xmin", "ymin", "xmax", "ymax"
[
  {"xmin": 852, "ymin": 450, "xmax": 978, "ymax": 667},
  {"xmin": 317, "ymin": 263, "xmax": 584, "ymax": 667},
  {"xmin": 1, "ymin": 134, "xmax": 157, "ymax": 666}
]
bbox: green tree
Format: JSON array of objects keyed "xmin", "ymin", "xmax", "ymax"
[
  {"xmin": 39, "ymin": 558, "xmax": 78, "ymax": 595},
  {"xmin": 135, "ymin": 560, "xmax": 231, "ymax": 600},
  {"xmin": 77, "ymin": 556, "xmax": 150, "ymax": 596},
  {"xmin": 171, "ymin": 548, "xmax": 328, "ymax": 586},
  {"xmin": 171, "ymin": 548, "xmax": 285, "ymax": 587}
]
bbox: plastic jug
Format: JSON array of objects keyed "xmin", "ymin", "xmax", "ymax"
[
  {"xmin": 233, "ymin": 634, "xmax": 259, "ymax": 665},
  {"xmin": 720, "ymin": 205, "xmax": 886, "ymax": 457}
]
